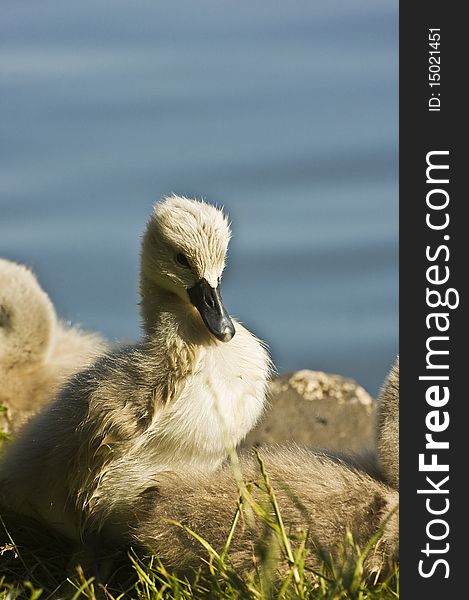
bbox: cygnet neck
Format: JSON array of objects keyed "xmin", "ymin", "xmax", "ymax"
[{"xmin": 139, "ymin": 274, "xmax": 213, "ymax": 347}]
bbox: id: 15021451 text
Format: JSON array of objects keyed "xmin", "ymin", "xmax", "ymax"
[{"xmin": 428, "ymin": 28, "xmax": 441, "ymax": 112}]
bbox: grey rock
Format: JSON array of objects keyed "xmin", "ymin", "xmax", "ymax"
[{"xmin": 243, "ymin": 370, "xmax": 375, "ymax": 452}]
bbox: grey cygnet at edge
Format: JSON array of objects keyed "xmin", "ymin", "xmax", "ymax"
[{"xmin": 376, "ymin": 356, "xmax": 399, "ymax": 490}]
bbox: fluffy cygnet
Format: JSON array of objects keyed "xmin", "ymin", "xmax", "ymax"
[
  {"xmin": 0, "ymin": 258, "xmax": 107, "ymax": 434},
  {"xmin": 0, "ymin": 196, "xmax": 270, "ymax": 542}
]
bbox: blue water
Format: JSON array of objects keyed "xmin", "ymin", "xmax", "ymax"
[{"xmin": 0, "ymin": 0, "xmax": 398, "ymax": 396}]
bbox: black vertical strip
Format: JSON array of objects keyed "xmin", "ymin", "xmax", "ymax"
[{"xmin": 400, "ymin": 3, "xmax": 464, "ymax": 596}]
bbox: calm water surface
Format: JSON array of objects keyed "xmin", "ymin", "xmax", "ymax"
[{"xmin": 0, "ymin": 0, "xmax": 398, "ymax": 395}]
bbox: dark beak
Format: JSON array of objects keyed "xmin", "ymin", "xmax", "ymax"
[{"xmin": 188, "ymin": 278, "xmax": 235, "ymax": 342}]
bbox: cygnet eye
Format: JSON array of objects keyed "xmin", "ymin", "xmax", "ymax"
[{"xmin": 176, "ymin": 253, "xmax": 190, "ymax": 268}]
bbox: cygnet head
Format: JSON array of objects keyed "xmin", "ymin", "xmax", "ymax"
[
  {"xmin": 141, "ymin": 195, "xmax": 235, "ymax": 342},
  {"xmin": 0, "ymin": 258, "xmax": 56, "ymax": 367}
]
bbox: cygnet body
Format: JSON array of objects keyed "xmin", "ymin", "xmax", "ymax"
[
  {"xmin": 0, "ymin": 196, "xmax": 270, "ymax": 540},
  {"xmin": 133, "ymin": 446, "xmax": 398, "ymax": 577},
  {"xmin": 376, "ymin": 356, "xmax": 399, "ymax": 490},
  {"xmin": 0, "ymin": 258, "xmax": 107, "ymax": 434},
  {"xmin": 131, "ymin": 359, "xmax": 400, "ymax": 577}
]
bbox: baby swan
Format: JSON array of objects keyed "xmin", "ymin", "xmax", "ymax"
[
  {"xmin": 0, "ymin": 196, "xmax": 270, "ymax": 541},
  {"xmin": 132, "ymin": 447, "xmax": 399, "ymax": 578},
  {"xmin": 0, "ymin": 258, "xmax": 106, "ymax": 434}
]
